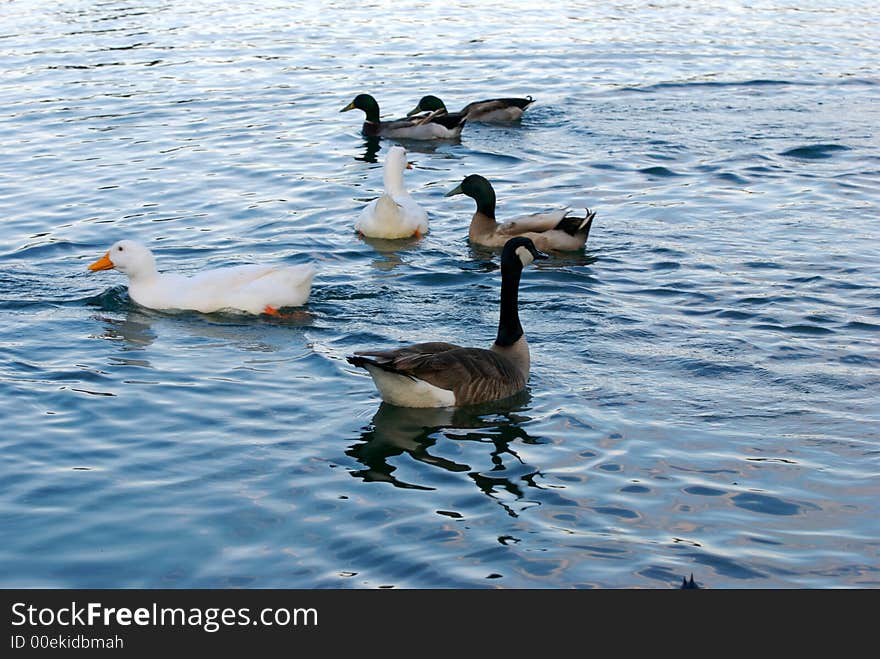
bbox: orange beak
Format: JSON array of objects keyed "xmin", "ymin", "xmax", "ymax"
[
  {"xmin": 406, "ymin": 161, "xmax": 414, "ymax": 170},
  {"xmin": 88, "ymin": 252, "xmax": 114, "ymax": 272}
]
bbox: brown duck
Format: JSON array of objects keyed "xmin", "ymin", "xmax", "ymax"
[{"xmin": 446, "ymin": 174, "xmax": 596, "ymax": 251}]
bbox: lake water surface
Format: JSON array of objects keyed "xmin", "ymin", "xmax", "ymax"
[{"xmin": 1, "ymin": 0, "xmax": 878, "ymax": 588}]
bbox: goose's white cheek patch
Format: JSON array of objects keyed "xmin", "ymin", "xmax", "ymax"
[{"xmin": 516, "ymin": 245, "xmax": 534, "ymax": 266}]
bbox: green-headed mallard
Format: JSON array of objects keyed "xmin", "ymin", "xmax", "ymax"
[
  {"xmin": 347, "ymin": 236, "xmax": 546, "ymax": 407},
  {"xmin": 446, "ymin": 174, "xmax": 596, "ymax": 251},
  {"xmin": 341, "ymin": 93, "xmax": 466, "ymax": 140},
  {"xmin": 407, "ymin": 94, "xmax": 535, "ymax": 123}
]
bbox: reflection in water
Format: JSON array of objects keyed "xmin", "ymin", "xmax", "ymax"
[
  {"xmin": 368, "ymin": 251, "xmax": 404, "ymax": 272},
  {"xmin": 347, "ymin": 405, "xmax": 466, "ymax": 491},
  {"xmin": 468, "ymin": 242, "xmax": 599, "ymax": 268},
  {"xmin": 358, "ymin": 234, "xmax": 424, "ymax": 271},
  {"xmin": 91, "ymin": 299, "xmax": 314, "ymax": 355},
  {"xmin": 355, "ymin": 137, "xmax": 382, "ymax": 163},
  {"xmin": 94, "ymin": 309, "xmax": 157, "ymax": 351},
  {"xmin": 353, "ymin": 134, "xmax": 462, "ymax": 163},
  {"xmin": 346, "ymin": 394, "xmax": 543, "ymax": 515},
  {"xmin": 390, "ymin": 137, "xmax": 462, "ymax": 155}
]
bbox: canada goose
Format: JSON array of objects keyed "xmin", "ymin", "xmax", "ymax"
[
  {"xmin": 347, "ymin": 236, "xmax": 546, "ymax": 407},
  {"xmin": 88, "ymin": 240, "xmax": 315, "ymax": 315},
  {"xmin": 407, "ymin": 94, "xmax": 535, "ymax": 123},
  {"xmin": 341, "ymin": 93, "xmax": 466, "ymax": 140},
  {"xmin": 446, "ymin": 174, "xmax": 596, "ymax": 251},
  {"xmin": 356, "ymin": 145, "xmax": 428, "ymax": 239}
]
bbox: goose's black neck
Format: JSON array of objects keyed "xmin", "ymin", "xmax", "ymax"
[{"xmin": 495, "ymin": 261, "xmax": 523, "ymax": 347}]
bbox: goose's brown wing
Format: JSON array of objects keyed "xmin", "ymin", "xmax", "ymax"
[
  {"xmin": 354, "ymin": 342, "xmax": 463, "ymax": 364},
  {"xmin": 351, "ymin": 343, "xmax": 525, "ymax": 405},
  {"xmin": 395, "ymin": 347, "xmax": 526, "ymax": 405}
]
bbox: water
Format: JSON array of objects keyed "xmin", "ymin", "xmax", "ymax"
[{"xmin": 1, "ymin": 1, "xmax": 878, "ymax": 588}]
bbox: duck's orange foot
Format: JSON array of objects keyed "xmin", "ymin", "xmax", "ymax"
[
  {"xmin": 413, "ymin": 229, "xmax": 423, "ymax": 239},
  {"xmin": 263, "ymin": 305, "xmax": 306, "ymax": 320}
]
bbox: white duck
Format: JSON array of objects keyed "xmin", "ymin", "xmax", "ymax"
[
  {"xmin": 355, "ymin": 146, "xmax": 429, "ymax": 239},
  {"xmin": 88, "ymin": 240, "xmax": 316, "ymax": 315}
]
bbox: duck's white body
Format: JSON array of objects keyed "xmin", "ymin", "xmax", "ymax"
[
  {"xmin": 128, "ymin": 263, "xmax": 316, "ymax": 314},
  {"xmin": 376, "ymin": 121, "xmax": 464, "ymax": 140},
  {"xmin": 89, "ymin": 240, "xmax": 315, "ymax": 315},
  {"xmin": 356, "ymin": 146, "xmax": 428, "ymax": 239}
]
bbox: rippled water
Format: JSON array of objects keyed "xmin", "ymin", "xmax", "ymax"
[{"xmin": 2, "ymin": 1, "xmax": 878, "ymax": 588}]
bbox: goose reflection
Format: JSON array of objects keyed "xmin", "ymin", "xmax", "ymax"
[{"xmin": 346, "ymin": 393, "xmax": 543, "ymax": 515}]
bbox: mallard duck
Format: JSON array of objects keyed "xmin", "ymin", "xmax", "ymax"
[
  {"xmin": 88, "ymin": 240, "xmax": 315, "ymax": 315},
  {"xmin": 356, "ymin": 145, "xmax": 428, "ymax": 239},
  {"xmin": 445, "ymin": 174, "xmax": 596, "ymax": 251},
  {"xmin": 341, "ymin": 93, "xmax": 466, "ymax": 140},
  {"xmin": 407, "ymin": 94, "xmax": 535, "ymax": 123},
  {"xmin": 347, "ymin": 236, "xmax": 546, "ymax": 408}
]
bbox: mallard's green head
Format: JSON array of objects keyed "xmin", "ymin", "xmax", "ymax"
[
  {"xmin": 407, "ymin": 95, "xmax": 447, "ymax": 117},
  {"xmin": 341, "ymin": 94, "xmax": 380, "ymax": 123},
  {"xmin": 445, "ymin": 174, "xmax": 496, "ymax": 218}
]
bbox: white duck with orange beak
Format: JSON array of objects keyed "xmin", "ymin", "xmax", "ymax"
[
  {"xmin": 355, "ymin": 146, "xmax": 428, "ymax": 239},
  {"xmin": 88, "ymin": 240, "xmax": 315, "ymax": 315}
]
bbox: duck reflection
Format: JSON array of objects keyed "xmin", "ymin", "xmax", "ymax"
[
  {"xmin": 353, "ymin": 134, "xmax": 462, "ymax": 163},
  {"xmin": 355, "ymin": 136, "xmax": 382, "ymax": 163},
  {"xmin": 357, "ymin": 233, "xmax": 424, "ymax": 272},
  {"xmin": 94, "ymin": 307, "xmax": 158, "ymax": 351},
  {"xmin": 346, "ymin": 393, "xmax": 543, "ymax": 513},
  {"xmin": 391, "ymin": 137, "xmax": 462, "ymax": 155},
  {"xmin": 467, "ymin": 242, "xmax": 598, "ymax": 268},
  {"xmin": 91, "ymin": 296, "xmax": 314, "ymax": 355}
]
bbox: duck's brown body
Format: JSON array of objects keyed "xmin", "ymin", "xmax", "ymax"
[{"xmin": 468, "ymin": 209, "xmax": 595, "ymax": 251}]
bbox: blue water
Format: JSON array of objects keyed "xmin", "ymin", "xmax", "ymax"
[{"xmin": 1, "ymin": 1, "xmax": 878, "ymax": 588}]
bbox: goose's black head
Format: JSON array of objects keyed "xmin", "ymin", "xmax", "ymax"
[
  {"xmin": 501, "ymin": 236, "xmax": 548, "ymax": 270},
  {"xmin": 341, "ymin": 94, "xmax": 380, "ymax": 123},
  {"xmin": 407, "ymin": 95, "xmax": 447, "ymax": 116}
]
